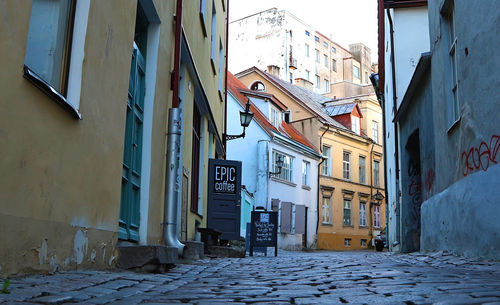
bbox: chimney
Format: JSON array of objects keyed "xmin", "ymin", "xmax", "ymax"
[{"xmin": 267, "ymin": 65, "xmax": 280, "ymax": 77}]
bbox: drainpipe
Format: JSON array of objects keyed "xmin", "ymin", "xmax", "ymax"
[
  {"xmin": 368, "ymin": 142, "xmax": 375, "ymax": 245},
  {"xmin": 163, "ymin": 0, "xmax": 185, "ymax": 256},
  {"xmin": 316, "ymin": 123, "xmax": 330, "ymax": 236},
  {"xmin": 387, "ymin": 8, "xmax": 401, "ymax": 247},
  {"xmin": 223, "ymin": 0, "xmax": 229, "ymax": 158}
]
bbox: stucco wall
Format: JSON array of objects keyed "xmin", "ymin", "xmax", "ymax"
[{"xmin": 0, "ymin": 0, "xmax": 136, "ymax": 275}]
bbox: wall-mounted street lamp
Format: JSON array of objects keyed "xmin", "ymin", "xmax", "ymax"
[
  {"xmin": 269, "ymin": 155, "xmax": 284, "ymax": 178},
  {"xmin": 224, "ymin": 100, "xmax": 254, "ymax": 141},
  {"xmin": 372, "ymin": 190, "xmax": 385, "ymax": 203}
]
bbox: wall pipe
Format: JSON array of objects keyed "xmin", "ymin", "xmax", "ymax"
[
  {"xmin": 223, "ymin": 0, "xmax": 229, "ymax": 157},
  {"xmin": 315, "ymin": 123, "xmax": 330, "ymax": 236},
  {"xmin": 163, "ymin": 0, "xmax": 185, "ymax": 256}
]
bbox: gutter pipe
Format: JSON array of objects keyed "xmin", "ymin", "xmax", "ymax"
[
  {"xmin": 223, "ymin": 0, "xmax": 229, "ymax": 157},
  {"xmin": 316, "ymin": 123, "xmax": 330, "ymax": 237},
  {"xmin": 163, "ymin": 0, "xmax": 185, "ymax": 256}
]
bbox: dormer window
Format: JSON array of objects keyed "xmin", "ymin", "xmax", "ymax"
[
  {"xmin": 352, "ymin": 115, "xmax": 360, "ymax": 135},
  {"xmin": 270, "ymin": 105, "xmax": 282, "ymax": 129},
  {"xmin": 250, "ymin": 81, "xmax": 265, "ymax": 92}
]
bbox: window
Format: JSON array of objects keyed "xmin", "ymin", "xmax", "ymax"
[
  {"xmin": 199, "ymin": 0, "xmax": 207, "ymax": 36},
  {"xmin": 331, "ymin": 46, "xmax": 336, "ymax": 53},
  {"xmin": 353, "ymin": 65, "xmax": 360, "ymax": 79},
  {"xmin": 359, "ymin": 156, "xmax": 366, "ymax": 184},
  {"xmin": 210, "ymin": 1, "xmax": 217, "ymax": 68},
  {"xmin": 323, "ymin": 54, "xmax": 328, "ymax": 67},
  {"xmin": 218, "ymin": 39, "xmax": 224, "ymax": 96},
  {"xmin": 324, "ymin": 79, "xmax": 329, "ymax": 93},
  {"xmin": 250, "ymin": 81, "xmax": 265, "ymax": 91},
  {"xmin": 25, "ymin": 0, "xmax": 76, "ymax": 96},
  {"xmin": 332, "ymin": 59, "xmax": 337, "ymax": 72},
  {"xmin": 344, "ymin": 238, "xmax": 351, "ymax": 247},
  {"xmin": 343, "ymin": 199, "xmax": 352, "ymax": 226},
  {"xmin": 305, "ymin": 43, "xmax": 310, "ymax": 57},
  {"xmin": 305, "ymin": 70, "xmax": 310, "ymax": 81},
  {"xmin": 373, "ymin": 160, "xmax": 380, "ymax": 187},
  {"xmin": 359, "ymin": 202, "xmax": 367, "ymax": 226},
  {"xmin": 365, "ymin": 71, "xmax": 369, "ymax": 84},
  {"xmin": 352, "ymin": 115, "xmax": 360, "ymax": 135},
  {"xmin": 444, "ymin": 2, "xmax": 460, "ymax": 126},
  {"xmin": 302, "ymin": 161, "xmax": 310, "ymax": 186},
  {"xmin": 372, "ymin": 121, "xmax": 379, "ymax": 144},
  {"xmin": 374, "ymin": 205, "xmax": 381, "ymax": 228},
  {"xmin": 289, "ymin": 72, "xmax": 293, "ymax": 83},
  {"xmin": 322, "ymin": 145, "xmax": 331, "ymax": 175},
  {"xmin": 322, "ymin": 197, "xmax": 331, "ymax": 224},
  {"xmin": 314, "ymin": 35, "xmax": 319, "ymax": 42},
  {"xmin": 343, "ymin": 151, "xmax": 351, "ymax": 180},
  {"xmin": 315, "ymin": 75, "xmax": 320, "ymax": 89},
  {"xmin": 323, "ymin": 41, "xmax": 328, "ymax": 48},
  {"xmin": 270, "ymin": 105, "xmax": 281, "ymax": 129},
  {"xmin": 315, "ymin": 49, "xmax": 320, "ymax": 63},
  {"xmin": 272, "ymin": 151, "xmax": 294, "ymax": 182},
  {"xmin": 284, "ymin": 111, "xmax": 291, "ymax": 123},
  {"xmin": 305, "ymin": 30, "xmax": 310, "ymax": 36},
  {"xmin": 361, "ymin": 239, "xmax": 367, "ymax": 247}
]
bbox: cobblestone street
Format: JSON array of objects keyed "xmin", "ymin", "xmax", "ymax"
[{"xmin": 1, "ymin": 250, "xmax": 500, "ymax": 305}]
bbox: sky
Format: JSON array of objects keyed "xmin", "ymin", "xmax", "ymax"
[{"xmin": 229, "ymin": 0, "xmax": 378, "ymax": 63}]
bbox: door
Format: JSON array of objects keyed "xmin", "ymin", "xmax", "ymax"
[
  {"xmin": 119, "ymin": 44, "xmax": 145, "ymax": 241},
  {"xmin": 207, "ymin": 159, "xmax": 242, "ymax": 240}
]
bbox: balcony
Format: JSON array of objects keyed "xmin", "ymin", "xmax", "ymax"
[{"xmin": 289, "ymin": 58, "xmax": 297, "ymax": 70}]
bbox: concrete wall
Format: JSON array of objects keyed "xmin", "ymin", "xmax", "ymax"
[
  {"xmin": 420, "ymin": 0, "xmax": 500, "ymax": 259},
  {"xmin": 0, "ymin": 0, "xmax": 136, "ymax": 275}
]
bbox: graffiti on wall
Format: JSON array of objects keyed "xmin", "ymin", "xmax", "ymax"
[
  {"xmin": 461, "ymin": 135, "xmax": 500, "ymax": 177},
  {"xmin": 407, "ymin": 159, "xmax": 422, "ymax": 237}
]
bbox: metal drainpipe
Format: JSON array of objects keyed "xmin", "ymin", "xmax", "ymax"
[
  {"xmin": 223, "ymin": 0, "xmax": 229, "ymax": 158},
  {"xmin": 316, "ymin": 123, "xmax": 330, "ymax": 235},
  {"xmin": 368, "ymin": 142, "xmax": 375, "ymax": 245},
  {"xmin": 388, "ymin": 9, "xmax": 401, "ymax": 247},
  {"xmin": 163, "ymin": 0, "xmax": 185, "ymax": 256}
]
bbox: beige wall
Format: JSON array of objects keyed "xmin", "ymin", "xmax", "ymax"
[{"xmin": 0, "ymin": 0, "xmax": 136, "ymax": 275}]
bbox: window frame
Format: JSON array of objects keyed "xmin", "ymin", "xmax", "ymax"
[
  {"xmin": 374, "ymin": 205, "xmax": 381, "ymax": 228},
  {"xmin": 343, "ymin": 199, "xmax": 352, "ymax": 226},
  {"xmin": 353, "ymin": 65, "xmax": 360, "ymax": 79},
  {"xmin": 373, "ymin": 160, "xmax": 380, "ymax": 188},
  {"xmin": 272, "ymin": 151, "xmax": 294, "ymax": 182},
  {"xmin": 315, "ymin": 75, "xmax": 320, "ymax": 89},
  {"xmin": 343, "ymin": 151, "xmax": 351, "ymax": 180},
  {"xmin": 359, "ymin": 202, "xmax": 367, "ymax": 227},
  {"xmin": 332, "ymin": 58, "xmax": 337, "ymax": 72},
  {"xmin": 210, "ymin": 0, "xmax": 217, "ymax": 73},
  {"xmin": 315, "ymin": 49, "xmax": 320, "ymax": 63},
  {"xmin": 321, "ymin": 145, "xmax": 331, "ymax": 176},
  {"xmin": 352, "ymin": 115, "xmax": 360, "ymax": 135},
  {"xmin": 372, "ymin": 121, "xmax": 379, "ymax": 144},
  {"xmin": 305, "ymin": 43, "xmax": 310, "ymax": 57},
  {"xmin": 359, "ymin": 155, "xmax": 366, "ymax": 184},
  {"xmin": 321, "ymin": 196, "xmax": 332, "ymax": 224},
  {"xmin": 443, "ymin": 1, "xmax": 460, "ymax": 128},
  {"xmin": 302, "ymin": 160, "xmax": 310, "ymax": 187}
]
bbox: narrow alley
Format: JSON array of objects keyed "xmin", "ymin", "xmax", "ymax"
[{"xmin": 2, "ymin": 251, "xmax": 500, "ymax": 304}]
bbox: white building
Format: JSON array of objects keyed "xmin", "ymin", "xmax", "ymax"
[
  {"xmin": 226, "ymin": 72, "xmax": 321, "ymax": 250},
  {"xmin": 229, "ymin": 8, "xmax": 373, "ymax": 95}
]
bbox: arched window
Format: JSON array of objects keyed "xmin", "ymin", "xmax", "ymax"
[{"xmin": 250, "ymin": 81, "xmax": 265, "ymax": 92}]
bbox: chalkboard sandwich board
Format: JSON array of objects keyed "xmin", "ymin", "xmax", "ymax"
[{"xmin": 250, "ymin": 211, "xmax": 278, "ymax": 256}]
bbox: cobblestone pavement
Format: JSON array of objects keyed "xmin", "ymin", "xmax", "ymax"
[{"xmin": 1, "ymin": 250, "xmax": 500, "ymax": 305}]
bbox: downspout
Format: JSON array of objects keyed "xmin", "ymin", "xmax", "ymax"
[
  {"xmin": 378, "ymin": 0, "xmax": 390, "ymax": 243},
  {"xmin": 223, "ymin": 0, "xmax": 229, "ymax": 158},
  {"xmin": 164, "ymin": 0, "xmax": 185, "ymax": 256},
  {"xmin": 316, "ymin": 123, "xmax": 330, "ymax": 236},
  {"xmin": 387, "ymin": 8, "xmax": 401, "ymax": 246},
  {"xmin": 368, "ymin": 142, "xmax": 375, "ymax": 246}
]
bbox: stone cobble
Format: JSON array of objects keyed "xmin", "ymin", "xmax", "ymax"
[{"xmin": 1, "ymin": 250, "xmax": 499, "ymax": 304}]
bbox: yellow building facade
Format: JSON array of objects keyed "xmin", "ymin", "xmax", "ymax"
[
  {"xmin": 236, "ymin": 67, "xmax": 385, "ymax": 250},
  {"xmin": 0, "ymin": 0, "xmax": 227, "ymax": 276}
]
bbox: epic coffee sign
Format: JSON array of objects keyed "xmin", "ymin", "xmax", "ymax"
[{"xmin": 213, "ymin": 164, "xmax": 238, "ymax": 194}]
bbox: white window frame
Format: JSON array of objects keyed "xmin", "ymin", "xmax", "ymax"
[
  {"xmin": 373, "ymin": 160, "xmax": 380, "ymax": 187},
  {"xmin": 359, "ymin": 155, "xmax": 366, "ymax": 184},
  {"xmin": 374, "ymin": 205, "xmax": 381, "ymax": 228},
  {"xmin": 210, "ymin": 0, "xmax": 217, "ymax": 70},
  {"xmin": 372, "ymin": 121, "xmax": 379, "ymax": 144},
  {"xmin": 323, "ymin": 54, "xmax": 328, "ymax": 67},
  {"xmin": 343, "ymin": 199, "xmax": 352, "ymax": 226},
  {"xmin": 270, "ymin": 105, "xmax": 281, "ymax": 129},
  {"xmin": 321, "ymin": 197, "xmax": 332, "ymax": 224},
  {"xmin": 353, "ymin": 65, "xmax": 360, "ymax": 79},
  {"xmin": 272, "ymin": 151, "xmax": 294, "ymax": 182},
  {"xmin": 324, "ymin": 79, "xmax": 329, "ymax": 93},
  {"xmin": 302, "ymin": 160, "xmax": 310, "ymax": 187},
  {"xmin": 315, "ymin": 49, "xmax": 320, "ymax": 63},
  {"xmin": 305, "ymin": 43, "xmax": 310, "ymax": 57},
  {"xmin": 352, "ymin": 115, "xmax": 360, "ymax": 135},
  {"xmin": 315, "ymin": 75, "xmax": 320, "ymax": 89},
  {"xmin": 343, "ymin": 151, "xmax": 351, "ymax": 180},
  {"xmin": 322, "ymin": 145, "xmax": 331, "ymax": 176},
  {"xmin": 332, "ymin": 59, "xmax": 337, "ymax": 72},
  {"xmin": 305, "ymin": 70, "xmax": 310, "ymax": 81},
  {"xmin": 359, "ymin": 202, "xmax": 367, "ymax": 227},
  {"xmin": 445, "ymin": 2, "xmax": 460, "ymax": 127}
]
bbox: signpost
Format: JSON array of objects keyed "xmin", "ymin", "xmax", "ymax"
[{"xmin": 250, "ymin": 211, "xmax": 278, "ymax": 256}]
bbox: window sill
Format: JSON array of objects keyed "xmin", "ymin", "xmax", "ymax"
[
  {"xmin": 447, "ymin": 116, "xmax": 461, "ymax": 134},
  {"xmin": 218, "ymin": 89, "xmax": 224, "ymax": 103},
  {"xmin": 358, "ymin": 225, "xmax": 369, "ymax": 229},
  {"xmin": 23, "ymin": 65, "xmax": 81, "ymax": 119},
  {"xmin": 302, "ymin": 185, "xmax": 311, "ymax": 191},
  {"xmin": 321, "ymin": 222, "xmax": 333, "ymax": 226},
  {"xmin": 190, "ymin": 209, "xmax": 204, "ymax": 219},
  {"xmin": 199, "ymin": 13, "xmax": 207, "ymax": 37},
  {"xmin": 270, "ymin": 176, "xmax": 297, "ymax": 187}
]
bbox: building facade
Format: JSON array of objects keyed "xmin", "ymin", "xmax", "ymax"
[
  {"xmin": 0, "ymin": 0, "xmax": 227, "ymax": 276},
  {"xmin": 236, "ymin": 67, "xmax": 385, "ymax": 250},
  {"xmin": 229, "ymin": 8, "xmax": 373, "ymax": 95},
  {"xmin": 379, "ymin": 0, "xmax": 500, "ymax": 259},
  {"xmin": 226, "ymin": 73, "xmax": 321, "ymax": 250}
]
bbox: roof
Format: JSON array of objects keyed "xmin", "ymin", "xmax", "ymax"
[
  {"xmin": 324, "ymin": 102, "xmax": 357, "ymax": 117},
  {"xmin": 227, "ymin": 72, "xmax": 319, "ymax": 153}
]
